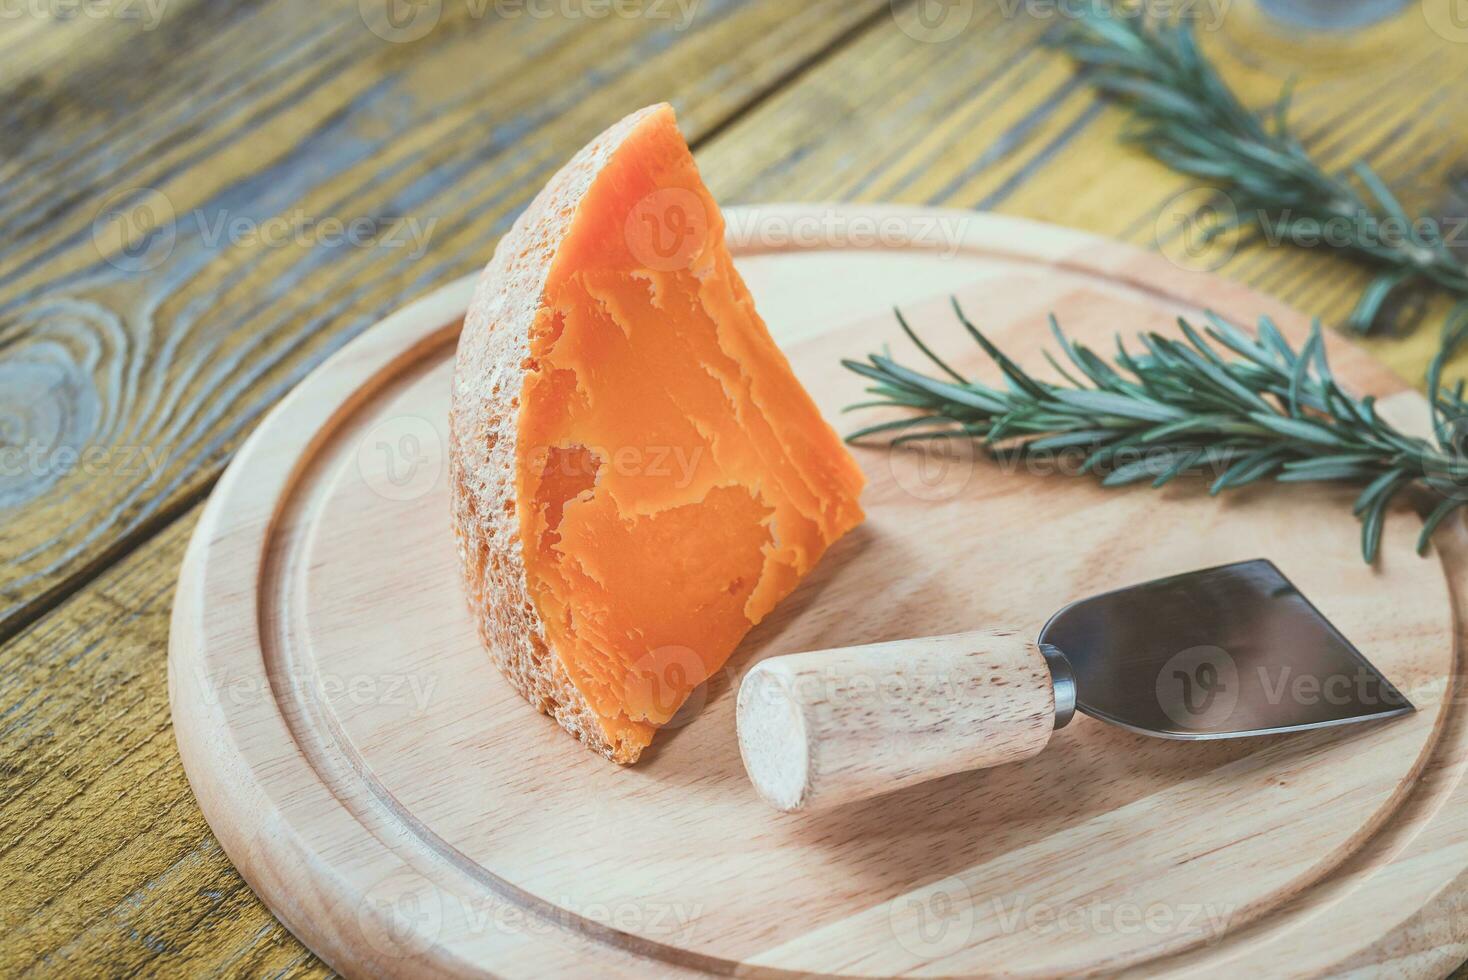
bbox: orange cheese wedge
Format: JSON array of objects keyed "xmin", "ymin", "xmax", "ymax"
[{"xmin": 449, "ymin": 104, "xmax": 865, "ymax": 763}]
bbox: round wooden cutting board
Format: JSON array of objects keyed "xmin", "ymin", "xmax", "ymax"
[{"xmin": 170, "ymin": 206, "xmax": 1468, "ymax": 978}]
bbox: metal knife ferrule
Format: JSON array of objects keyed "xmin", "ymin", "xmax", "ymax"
[{"xmin": 1040, "ymin": 643, "xmax": 1076, "ymax": 730}]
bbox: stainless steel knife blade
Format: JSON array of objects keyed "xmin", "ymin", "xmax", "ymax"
[{"xmin": 1037, "ymin": 558, "xmax": 1413, "ymax": 739}]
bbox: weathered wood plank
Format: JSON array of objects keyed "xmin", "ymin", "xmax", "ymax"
[
  {"xmin": 8, "ymin": 1, "xmax": 1468, "ymax": 975},
  {"xmin": 694, "ymin": 1, "xmax": 1468, "ymax": 384},
  {"xmin": 1, "ymin": 1, "xmax": 902, "ymax": 974},
  {"xmin": 0, "ymin": 508, "xmax": 330, "ymax": 977},
  {"xmin": 0, "ymin": 0, "xmax": 894, "ymax": 640}
]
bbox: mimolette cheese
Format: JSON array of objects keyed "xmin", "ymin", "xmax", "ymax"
[{"xmin": 449, "ymin": 104, "xmax": 865, "ymax": 763}]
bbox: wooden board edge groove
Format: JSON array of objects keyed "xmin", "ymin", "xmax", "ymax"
[{"xmin": 169, "ymin": 207, "xmax": 1468, "ymax": 979}]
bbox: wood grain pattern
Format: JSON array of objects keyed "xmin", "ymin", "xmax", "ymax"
[
  {"xmin": 0, "ymin": 509, "xmax": 324, "ymax": 978},
  {"xmin": 170, "ymin": 210, "xmax": 1467, "ymax": 976},
  {"xmin": 692, "ymin": 1, "xmax": 1468, "ymax": 383},
  {"xmin": 0, "ymin": 3, "xmax": 899, "ymax": 975},
  {"xmin": 737, "ymin": 630, "xmax": 1058, "ymax": 812},
  {"xmin": 0, "ymin": 0, "xmax": 894, "ymax": 640},
  {"xmin": 8, "ymin": 1, "xmax": 1468, "ymax": 974}
]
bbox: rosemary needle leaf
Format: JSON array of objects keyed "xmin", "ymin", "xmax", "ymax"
[
  {"xmin": 1255, "ymin": 316, "xmax": 1297, "ymax": 366},
  {"xmin": 1141, "ymin": 415, "xmax": 1243, "ymax": 442},
  {"xmin": 1210, "ymin": 447, "xmax": 1288, "ymax": 494},
  {"xmin": 952, "ymin": 300, "xmax": 1050, "ymax": 400},
  {"xmin": 1247, "ymin": 412, "xmax": 1347, "ymax": 446},
  {"xmin": 1353, "ymin": 162, "xmax": 1412, "ymax": 225},
  {"xmin": 889, "ymin": 427, "xmax": 976, "ymax": 447},
  {"xmin": 1203, "ymin": 313, "xmax": 1272, "ymax": 367},
  {"xmin": 1288, "ymin": 327, "xmax": 1320, "ymax": 418},
  {"xmin": 1349, "ymin": 270, "xmax": 1412, "ymax": 333},
  {"xmin": 1152, "ymin": 447, "xmax": 1204, "ymax": 488},
  {"xmin": 1028, "ymin": 430, "xmax": 1117, "ymax": 451},
  {"xmin": 1418, "ymin": 497, "xmax": 1467, "ymax": 555},
  {"xmin": 1275, "ymin": 466, "xmax": 1375, "ymax": 483},
  {"xmin": 895, "ymin": 307, "xmax": 967, "ymax": 384},
  {"xmin": 1282, "ymin": 453, "xmax": 1383, "ymax": 474},
  {"xmin": 1052, "ymin": 388, "xmax": 1186, "ymax": 423},
  {"xmin": 868, "ymin": 355, "xmax": 1008, "ymax": 413},
  {"xmin": 1363, "ymin": 491, "xmax": 1392, "ymax": 564},
  {"xmin": 1354, "ymin": 468, "xmax": 1410, "ymax": 516},
  {"xmin": 1102, "ymin": 456, "xmax": 1173, "ymax": 487},
  {"xmin": 1051, "ymin": 4, "xmax": 1468, "ymax": 337},
  {"xmin": 845, "ymin": 303, "xmax": 1468, "ymax": 564},
  {"xmin": 1044, "ymin": 350, "xmax": 1087, "ymax": 389},
  {"xmin": 845, "ymin": 415, "xmax": 954, "ymax": 443}
]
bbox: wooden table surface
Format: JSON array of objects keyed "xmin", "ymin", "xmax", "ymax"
[{"xmin": 4, "ymin": 1, "xmax": 1468, "ymax": 975}]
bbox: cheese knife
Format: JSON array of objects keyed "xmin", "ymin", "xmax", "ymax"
[{"xmin": 736, "ymin": 559, "xmax": 1413, "ymax": 812}]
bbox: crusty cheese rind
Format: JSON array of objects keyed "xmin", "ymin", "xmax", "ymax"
[{"xmin": 448, "ymin": 106, "xmax": 663, "ymax": 764}]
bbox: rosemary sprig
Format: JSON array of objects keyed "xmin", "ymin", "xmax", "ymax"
[
  {"xmin": 1050, "ymin": 6, "xmax": 1468, "ymax": 333},
  {"xmin": 845, "ymin": 301, "xmax": 1468, "ymax": 563}
]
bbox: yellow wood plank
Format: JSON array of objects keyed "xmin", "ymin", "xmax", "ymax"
[
  {"xmin": 0, "ymin": 508, "xmax": 329, "ymax": 976},
  {"xmin": 1, "ymin": 1, "xmax": 898, "ymax": 973},
  {"xmin": 0, "ymin": 0, "xmax": 892, "ymax": 638},
  {"xmin": 696, "ymin": 0, "xmax": 1468, "ymax": 390},
  {"xmin": 8, "ymin": 1, "xmax": 1468, "ymax": 975}
]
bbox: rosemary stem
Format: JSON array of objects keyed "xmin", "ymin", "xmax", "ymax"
[
  {"xmin": 846, "ymin": 303, "xmax": 1468, "ymax": 563},
  {"xmin": 1051, "ymin": 5, "xmax": 1468, "ymax": 338}
]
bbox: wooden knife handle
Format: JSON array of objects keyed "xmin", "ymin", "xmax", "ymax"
[{"xmin": 736, "ymin": 630, "xmax": 1071, "ymax": 812}]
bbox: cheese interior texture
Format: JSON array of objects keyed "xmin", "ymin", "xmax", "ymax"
[{"xmin": 516, "ymin": 106, "xmax": 865, "ymax": 760}]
